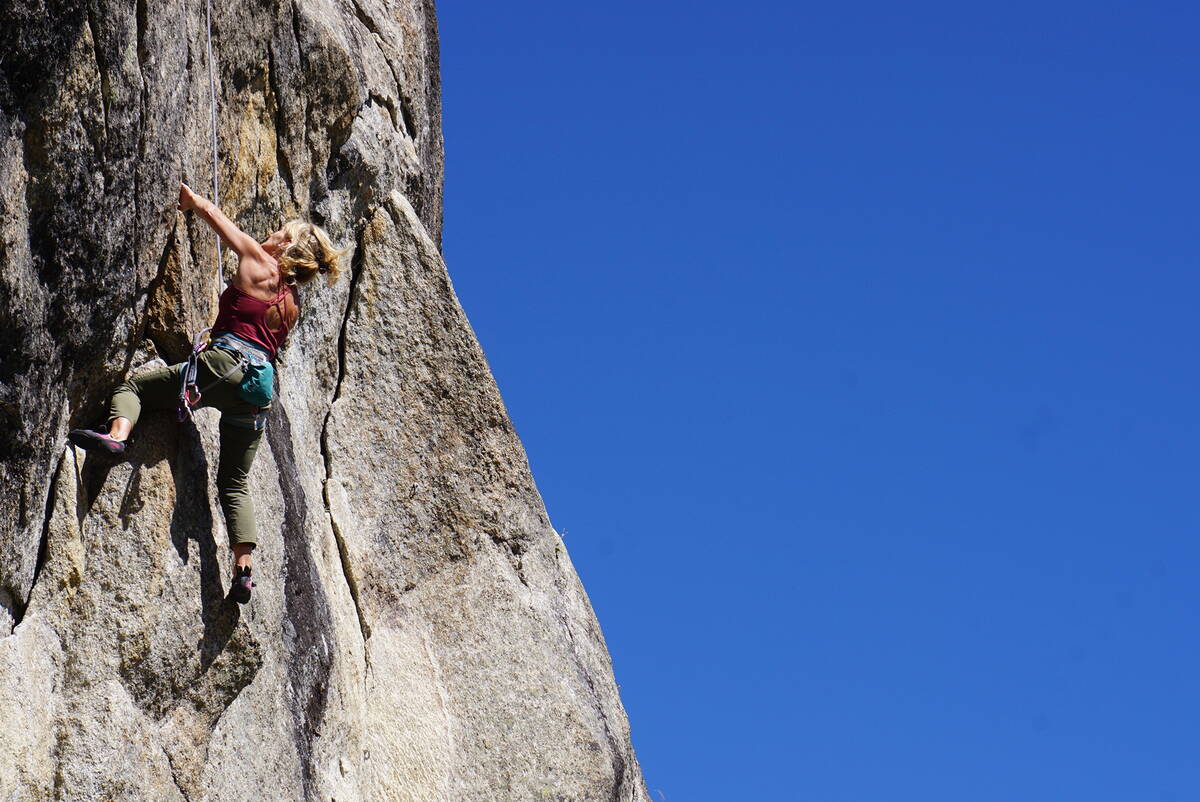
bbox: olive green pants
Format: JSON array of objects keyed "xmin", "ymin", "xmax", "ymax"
[{"xmin": 109, "ymin": 348, "xmax": 268, "ymax": 548}]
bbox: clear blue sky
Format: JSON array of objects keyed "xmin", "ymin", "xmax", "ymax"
[{"xmin": 439, "ymin": 2, "xmax": 1198, "ymax": 799}]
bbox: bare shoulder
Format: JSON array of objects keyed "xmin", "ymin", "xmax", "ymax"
[{"xmin": 233, "ymin": 252, "xmax": 282, "ymax": 301}]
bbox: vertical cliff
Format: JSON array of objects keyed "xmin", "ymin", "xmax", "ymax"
[{"xmin": 0, "ymin": 1, "xmax": 648, "ymax": 799}]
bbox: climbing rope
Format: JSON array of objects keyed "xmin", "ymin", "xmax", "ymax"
[{"xmin": 204, "ymin": 0, "xmax": 224, "ymax": 299}]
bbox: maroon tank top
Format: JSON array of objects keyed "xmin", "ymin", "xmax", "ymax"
[{"xmin": 211, "ymin": 283, "xmax": 298, "ymax": 360}]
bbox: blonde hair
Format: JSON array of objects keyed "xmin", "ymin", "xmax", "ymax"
[{"xmin": 277, "ymin": 220, "xmax": 347, "ymax": 287}]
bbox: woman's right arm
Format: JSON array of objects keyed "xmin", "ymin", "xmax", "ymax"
[
  {"xmin": 178, "ymin": 183, "xmax": 259, "ymax": 255},
  {"xmin": 178, "ymin": 183, "xmax": 274, "ymax": 284}
]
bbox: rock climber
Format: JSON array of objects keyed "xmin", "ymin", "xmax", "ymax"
[{"xmin": 68, "ymin": 182, "xmax": 345, "ymax": 604}]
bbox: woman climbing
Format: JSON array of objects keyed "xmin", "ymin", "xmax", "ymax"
[{"xmin": 68, "ymin": 182, "xmax": 345, "ymax": 604}]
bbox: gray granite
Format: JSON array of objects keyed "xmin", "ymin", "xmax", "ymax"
[{"xmin": 0, "ymin": 2, "xmax": 646, "ymax": 799}]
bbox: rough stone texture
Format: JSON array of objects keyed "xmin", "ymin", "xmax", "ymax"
[{"xmin": 0, "ymin": 1, "xmax": 647, "ymax": 799}]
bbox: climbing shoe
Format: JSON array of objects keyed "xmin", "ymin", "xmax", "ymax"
[
  {"xmin": 67, "ymin": 429, "xmax": 127, "ymax": 457},
  {"xmin": 229, "ymin": 565, "xmax": 255, "ymax": 604}
]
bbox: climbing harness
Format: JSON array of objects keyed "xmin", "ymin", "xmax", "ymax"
[{"xmin": 177, "ymin": 330, "xmax": 274, "ymax": 428}]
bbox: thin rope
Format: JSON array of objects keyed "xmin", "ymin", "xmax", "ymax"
[{"xmin": 205, "ymin": 0, "xmax": 224, "ymax": 300}]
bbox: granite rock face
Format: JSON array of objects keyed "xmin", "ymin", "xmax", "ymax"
[{"xmin": 0, "ymin": 1, "xmax": 647, "ymax": 799}]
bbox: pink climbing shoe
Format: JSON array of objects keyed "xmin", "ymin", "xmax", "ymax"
[{"xmin": 68, "ymin": 429, "xmax": 127, "ymax": 456}]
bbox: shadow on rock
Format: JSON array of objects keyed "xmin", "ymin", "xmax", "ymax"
[
  {"xmin": 167, "ymin": 417, "xmax": 238, "ymax": 671},
  {"xmin": 199, "ymin": 598, "xmax": 242, "ymax": 672},
  {"xmin": 79, "ymin": 412, "xmax": 174, "ymax": 524},
  {"xmin": 77, "ymin": 452, "xmax": 113, "ymax": 521}
]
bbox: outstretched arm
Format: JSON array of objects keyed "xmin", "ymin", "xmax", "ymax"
[
  {"xmin": 179, "ymin": 183, "xmax": 260, "ymax": 257},
  {"xmin": 178, "ymin": 183, "xmax": 275, "ymax": 287}
]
